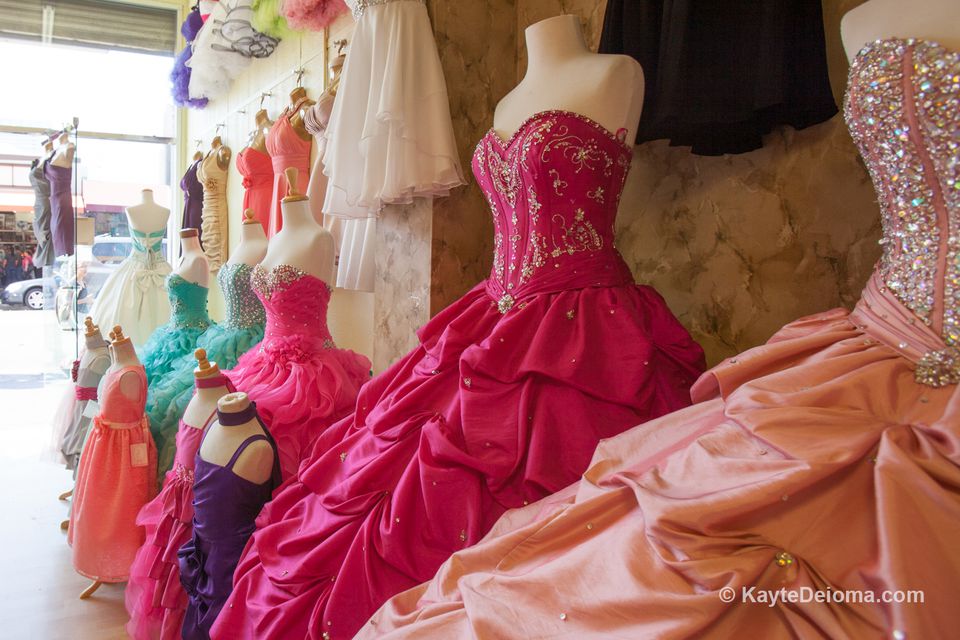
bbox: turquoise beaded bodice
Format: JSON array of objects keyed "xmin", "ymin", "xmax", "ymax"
[{"xmin": 166, "ymin": 274, "xmax": 211, "ymax": 330}]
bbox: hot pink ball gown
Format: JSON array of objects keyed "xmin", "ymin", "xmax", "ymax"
[
  {"xmin": 211, "ymin": 111, "xmax": 706, "ymax": 639},
  {"xmin": 358, "ymin": 39, "xmax": 960, "ymax": 640},
  {"xmin": 224, "ymin": 264, "xmax": 371, "ymax": 480}
]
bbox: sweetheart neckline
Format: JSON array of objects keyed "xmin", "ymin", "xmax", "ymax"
[{"xmin": 485, "ymin": 109, "xmax": 633, "ymax": 154}]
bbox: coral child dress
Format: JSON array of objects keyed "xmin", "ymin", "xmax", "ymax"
[
  {"xmin": 69, "ymin": 364, "xmax": 157, "ymax": 582},
  {"xmin": 211, "ymin": 110, "xmax": 706, "ymax": 639}
]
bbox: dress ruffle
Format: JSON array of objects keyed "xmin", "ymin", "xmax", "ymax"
[
  {"xmin": 252, "ymin": 0, "xmax": 296, "ymax": 39},
  {"xmin": 212, "ymin": 281, "xmax": 705, "ymax": 639},
  {"xmin": 224, "ymin": 334, "xmax": 371, "ymax": 480},
  {"xmin": 281, "ymin": 0, "xmax": 347, "ymax": 31}
]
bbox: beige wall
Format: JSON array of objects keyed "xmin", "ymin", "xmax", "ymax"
[{"xmin": 430, "ymin": 0, "xmax": 880, "ymax": 366}]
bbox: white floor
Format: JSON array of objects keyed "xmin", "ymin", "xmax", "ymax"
[{"xmin": 0, "ymin": 309, "xmax": 129, "ymax": 639}]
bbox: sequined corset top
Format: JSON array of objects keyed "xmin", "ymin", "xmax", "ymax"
[
  {"xmin": 474, "ymin": 111, "xmax": 635, "ymax": 312},
  {"xmin": 166, "ymin": 274, "xmax": 211, "ymax": 330},
  {"xmin": 218, "ymin": 263, "xmax": 266, "ymax": 329},
  {"xmin": 845, "ymin": 39, "xmax": 960, "ymax": 347},
  {"xmin": 250, "ymin": 264, "xmax": 335, "ymax": 347}
]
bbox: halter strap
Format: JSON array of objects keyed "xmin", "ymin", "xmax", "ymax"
[
  {"xmin": 225, "ymin": 434, "xmax": 270, "ymax": 470},
  {"xmin": 216, "ymin": 400, "xmax": 259, "ymax": 426},
  {"xmin": 195, "ymin": 373, "xmax": 236, "ymax": 391}
]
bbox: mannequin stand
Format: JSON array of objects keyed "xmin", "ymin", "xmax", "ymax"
[{"xmin": 79, "ymin": 580, "xmax": 103, "ymax": 599}]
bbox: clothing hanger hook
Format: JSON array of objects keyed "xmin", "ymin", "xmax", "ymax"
[
  {"xmin": 259, "ymin": 92, "xmax": 272, "ymax": 110},
  {"xmin": 294, "ymin": 67, "xmax": 306, "ymax": 88},
  {"xmin": 334, "ymin": 38, "xmax": 347, "ymax": 56}
]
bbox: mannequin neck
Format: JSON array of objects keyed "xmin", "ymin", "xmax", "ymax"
[
  {"xmin": 240, "ymin": 221, "xmax": 267, "ymax": 245},
  {"xmin": 85, "ymin": 331, "xmax": 107, "ymax": 351},
  {"xmin": 141, "ymin": 190, "xmax": 155, "ymax": 205},
  {"xmin": 278, "ymin": 200, "xmax": 319, "ymax": 232},
  {"xmin": 112, "ymin": 340, "xmax": 139, "ymax": 368},
  {"xmin": 524, "ymin": 15, "xmax": 590, "ymax": 74},
  {"xmin": 181, "ymin": 235, "xmax": 203, "ymax": 256},
  {"xmin": 195, "ymin": 380, "xmax": 230, "ymax": 404}
]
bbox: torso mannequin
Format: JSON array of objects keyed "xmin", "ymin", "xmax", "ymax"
[
  {"xmin": 259, "ymin": 168, "xmax": 335, "ymax": 283},
  {"xmin": 494, "ymin": 15, "xmax": 644, "ymax": 143},
  {"xmin": 208, "ymin": 136, "xmax": 232, "ymax": 171},
  {"xmin": 841, "ymin": 0, "xmax": 960, "ymax": 61},
  {"xmin": 79, "ymin": 317, "xmax": 110, "ymax": 378},
  {"xmin": 248, "ymin": 109, "xmax": 273, "ymax": 154},
  {"xmin": 199, "ymin": 392, "xmax": 274, "ymax": 484},
  {"xmin": 176, "ymin": 228, "xmax": 210, "ymax": 287},
  {"xmin": 51, "ymin": 132, "xmax": 75, "ymax": 169},
  {"xmin": 183, "ymin": 349, "xmax": 231, "ymax": 428},
  {"xmin": 287, "ymin": 87, "xmax": 316, "ymax": 142},
  {"xmin": 108, "ymin": 326, "xmax": 142, "ymax": 404},
  {"xmin": 228, "ymin": 209, "xmax": 269, "ymax": 266},
  {"xmin": 127, "ymin": 190, "xmax": 170, "ymax": 237}
]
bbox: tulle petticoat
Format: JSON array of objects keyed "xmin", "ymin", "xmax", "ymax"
[{"xmin": 321, "ymin": 0, "xmax": 464, "ymax": 218}]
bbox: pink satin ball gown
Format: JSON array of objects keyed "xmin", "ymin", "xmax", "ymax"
[
  {"xmin": 211, "ymin": 110, "xmax": 706, "ymax": 639},
  {"xmin": 358, "ymin": 38, "xmax": 960, "ymax": 640}
]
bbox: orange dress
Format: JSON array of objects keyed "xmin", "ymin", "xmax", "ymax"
[{"xmin": 69, "ymin": 364, "xmax": 158, "ymax": 582}]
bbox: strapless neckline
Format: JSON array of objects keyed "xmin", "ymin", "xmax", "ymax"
[{"xmin": 486, "ymin": 109, "xmax": 632, "ymax": 153}]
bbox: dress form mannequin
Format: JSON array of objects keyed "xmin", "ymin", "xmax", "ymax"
[
  {"xmin": 108, "ymin": 326, "xmax": 142, "ymax": 402},
  {"xmin": 51, "ymin": 131, "xmax": 75, "ymax": 169},
  {"xmin": 199, "ymin": 392, "xmax": 274, "ymax": 484},
  {"xmin": 287, "ymin": 85, "xmax": 316, "ymax": 142},
  {"xmin": 249, "ymin": 109, "xmax": 273, "ymax": 154},
  {"xmin": 494, "ymin": 14, "xmax": 644, "ymax": 143},
  {"xmin": 80, "ymin": 317, "xmax": 111, "ymax": 386},
  {"xmin": 259, "ymin": 168, "xmax": 335, "ymax": 283},
  {"xmin": 127, "ymin": 190, "xmax": 170, "ymax": 236},
  {"xmin": 841, "ymin": 0, "xmax": 960, "ymax": 61},
  {"xmin": 176, "ymin": 229, "xmax": 210, "ymax": 287},
  {"xmin": 228, "ymin": 209, "xmax": 269, "ymax": 266},
  {"xmin": 208, "ymin": 135, "xmax": 232, "ymax": 171},
  {"xmin": 182, "ymin": 349, "xmax": 231, "ymax": 429}
]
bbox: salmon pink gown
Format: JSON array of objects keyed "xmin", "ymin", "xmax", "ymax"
[
  {"xmin": 357, "ymin": 38, "xmax": 960, "ymax": 640},
  {"xmin": 265, "ymin": 101, "xmax": 311, "ymax": 237},
  {"xmin": 69, "ymin": 363, "xmax": 157, "ymax": 582},
  {"xmin": 211, "ymin": 111, "xmax": 706, "ymax": 639}
]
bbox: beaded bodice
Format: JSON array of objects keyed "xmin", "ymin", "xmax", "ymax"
[
  {"xmin": 845, "ymin": 39, "xmax": 960, "ymax": 347},
  {"xmin": 167, "ymin": 274, "xmax": 211, "ymax": 330},
  {"xmin": 348, "ymin": 0, "xmax": 423, "ymax": 19},
  {"xmin": 250, "ymin": 264, "xmax": 334, "ymax": 345},
  {"xmin": 218, "ymin": 263, "xmax": 266, "ymax": 329},
  {"xmin": 473, "ymin": 110, "xmax": 634, "ymax": 311}
]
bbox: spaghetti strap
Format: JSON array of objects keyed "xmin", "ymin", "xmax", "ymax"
[{"xmin": 225, "ymin": 434, "xmax": 270, "ymax": 470}]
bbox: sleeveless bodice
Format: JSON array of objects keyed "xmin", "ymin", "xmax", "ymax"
[
  {"xmin": 30, "ymin": 162, "xmax": 50, "ymax": 198},
  {"xmin": 99, "ymin": 365, "xmax": 147, "ymax": 424},
  {"xmin": 473, "ymin": 111, "xmax": 635, "ymax": 311},
  {"xmin": 173, "ymin": 420, "xmax": 207, "ymax": 477},
  {"xmin": 131, "ymin": 227, "xmax": 166, "ymax": 254},
  {"xmin": 166, "ymin": 274, "xmax": 211, "ymax": 330},
  {"xmin": 44, "ymin": 161, "xmax": 71, "ymax": 196},
  {"xmin": 266, "ymin": 111, "xmax": 311, "ymax": 171},
  {"xmin": 250, "ymin": 264, "xmax": 334, "ymax": 346},
  {"xmin": 218, "ymin": 262, "xmax": 266, "ymax": 329},
  {"xmin": 845, "ymin": 39, "xmax": 960, "ymax": 347},
  {"xmin": 236, "ymin": 146, "xmax": 273, "ymax": 190}
]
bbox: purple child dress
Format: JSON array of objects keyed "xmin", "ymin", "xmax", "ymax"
[{"xmin": 178, "ymin": 402, "xmax": 280, "ymax": 640}]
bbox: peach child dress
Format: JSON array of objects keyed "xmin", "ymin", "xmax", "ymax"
[{"xmin": 69, "ymin": 364, "xmax": 158, "ymax": 582}]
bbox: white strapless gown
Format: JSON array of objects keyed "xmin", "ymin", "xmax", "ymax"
[
  {"xmin": 89, "ymin": 235, "xmax": 171, "ymax": 346},
  {"xmin": 322, "ymin": 0, "xmax": 465, "ymax": 218}
]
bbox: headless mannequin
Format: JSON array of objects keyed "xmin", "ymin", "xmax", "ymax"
[
  {"xmin": 248, "ymin": 109, "xmax": 274, "ymax": 154},
  {"xmin": 287, "ymin": 86, "xmax": 316, "ymax": 142},
  {"xmin": 107, "ymin": 326, "xmax": 142, "ymax": 406},
  {"xmin": 51, "ymin": 132, "xmax": 75, "ymax": 169},
  {"xmin": 208, "ymin": 136, "xmax": 232, "ymax": 171},
  {"xmin": 127, "ymin": 190, "xmax": 170, "ymax": 238},
  {"xmin": 80, "ymin": 317, "xmax": 111, "ymax": 379},
  {"xmin": 842, "ymin": 0, "xmax": 960, "ymax": 61},
  {"xmin": 259, "ymin": 168, "xmax": 335, "ymax": 283},
  {"xmin": 495, "ymin": 15, "xmax": 644, "ymax": 143},
  {"xmin": 229, "ymin": 209, "xmax": 269, "ymax": 266},
  {"xmin": 183, "ymin": 349, "xmax": 230, "ymax": 429},
  {"xmin": 199, "ymin": 392, "xmax": 274, "ymax": 484},
  {"xmin": 176, "ymin": 228, "xmax": 210, "ymax": 287}
]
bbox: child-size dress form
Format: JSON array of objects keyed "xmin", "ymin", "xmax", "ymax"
[
  {"xmin": 125, "ymin": 374, "xmax": 230, "ymax": 640},
  {"xmin": 56, "ymin": 337, "xmax": 111, "ymax": 471},
  {"xmin": 69, "ymin": 364, "xmax": 157, "ymax": 582},
  {"xmin": 178, "ymin": 403, "xmax": 281, "ymax": 640},
  {"xmin": 358, "ymin": 39, "xmax": 960, "ymax": 640}
]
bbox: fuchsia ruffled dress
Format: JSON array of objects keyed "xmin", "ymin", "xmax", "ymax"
[
  {"xmin": 211, "ymin": 111, "xmax": 706, "ymax": 639},
  {"xmin": 357, "ymin": 38, "xmax": 960, "ymax": 640}
]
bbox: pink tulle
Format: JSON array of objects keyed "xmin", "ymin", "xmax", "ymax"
[{"xmin": 281, "ymin": 0, "xmax": 348, "ymax": 31}]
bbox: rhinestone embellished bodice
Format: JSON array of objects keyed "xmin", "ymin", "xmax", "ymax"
[
  {"xmin": 473, "ymin": 111, "xmax": 635, "ymax": 310},
  {"xmin": 250, "ymin": 264, "xmax": 335, "ymax": 346},
  {"xmin": 218, "ymin": 263, "xmax": 266, "ymax": 329},
  {"xmin": 166, "ymin": 273, "xmax": 211, "ymax": 330},
  {"xmin": 844, "ymin": 39, "xmax": 960, "ymax": 346}
]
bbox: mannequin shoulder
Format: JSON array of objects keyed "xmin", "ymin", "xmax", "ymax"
[{"xmin": 231, "ymin": 438, "xmax": 274, "ymax": 484}]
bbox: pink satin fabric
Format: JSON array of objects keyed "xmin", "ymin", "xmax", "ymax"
[
  {"xmin": 236, "ymin": 146, "xmax": 274, "ymax": 233},
  {"xmin": 74, "ymin": 385, "xmax": 97, "ymax": 401}
]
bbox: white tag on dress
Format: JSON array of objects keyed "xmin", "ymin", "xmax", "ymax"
[{"xmin": 82, "ymin": 400, "xmax": 99, "ymax": 419}]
